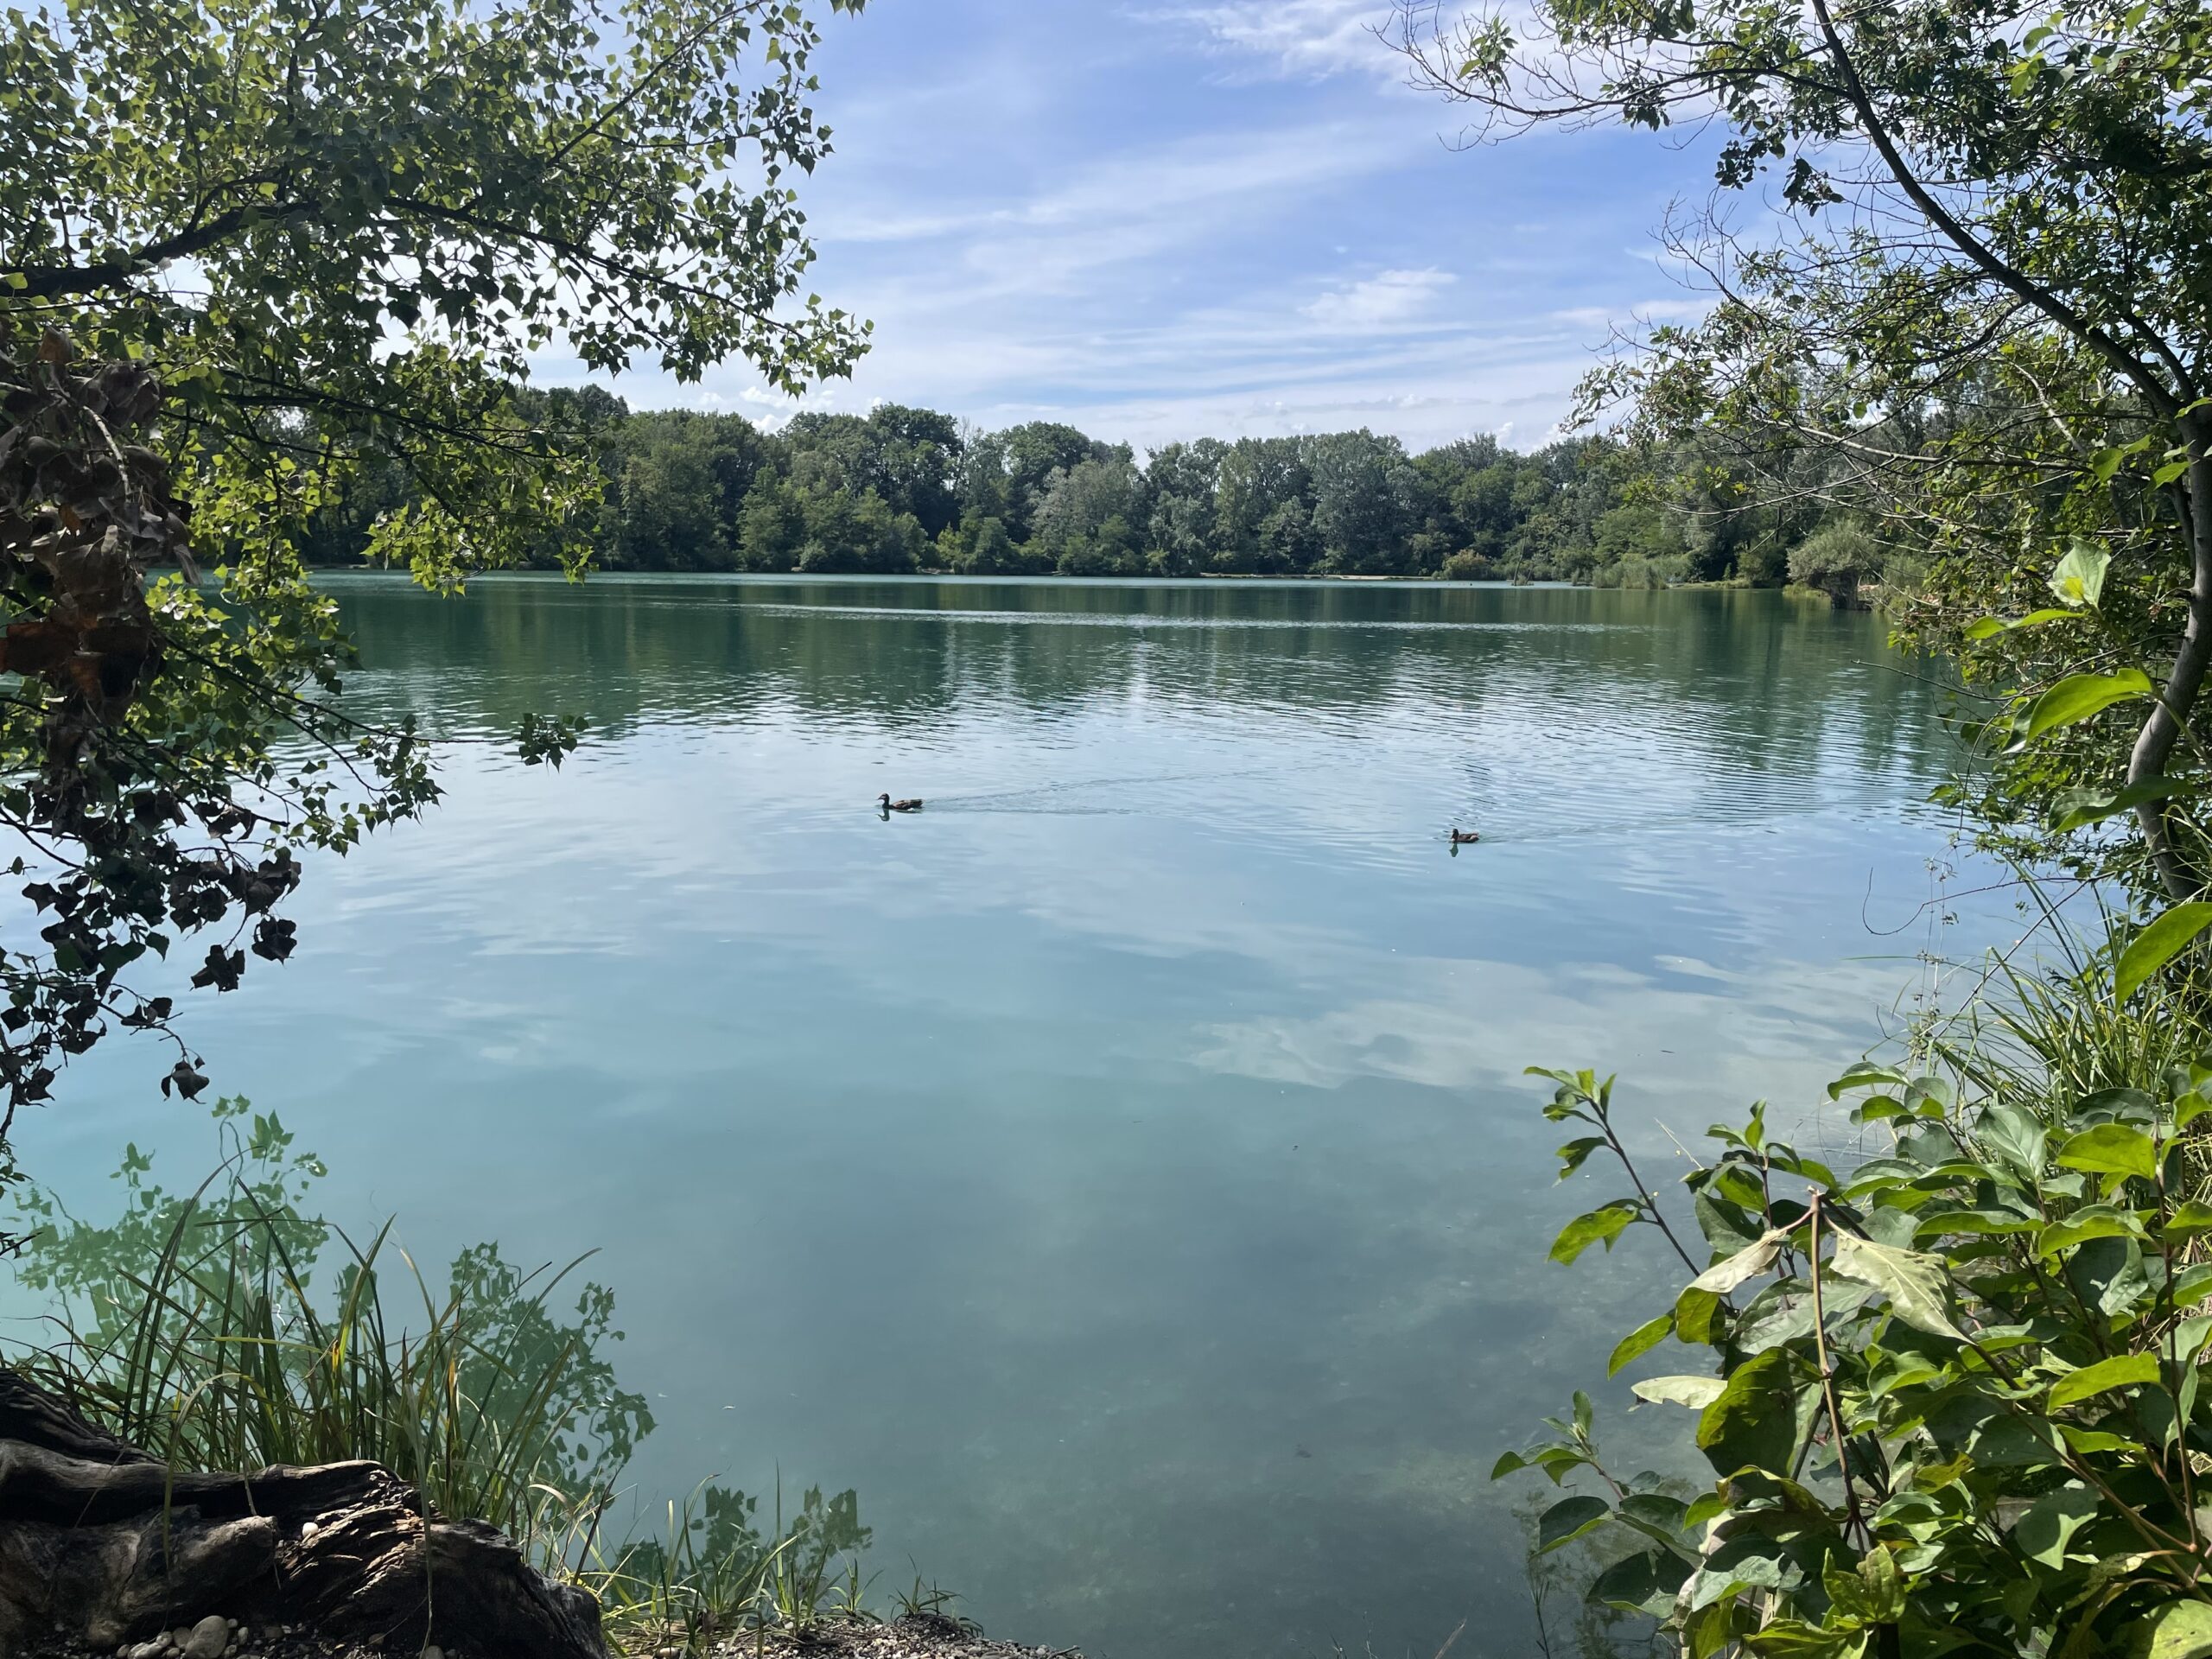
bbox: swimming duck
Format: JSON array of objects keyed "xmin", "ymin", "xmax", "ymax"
[
  {"xmin": 1450, "ymin": 828, "xmax": 1480, "ymax": 845},
  {"xmin": 879, "ymin": 793, "xmax": 925, "ymax": 813}
]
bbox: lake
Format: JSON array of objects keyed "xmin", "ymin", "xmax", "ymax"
[{"xmin": 11, "ymin": 575, "xmax": 2009, "ymax": 1658}]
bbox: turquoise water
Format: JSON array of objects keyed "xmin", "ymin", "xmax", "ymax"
[{"xmin": 11, "ymin": 576, "xmax": 2005, "ymax": 1657}]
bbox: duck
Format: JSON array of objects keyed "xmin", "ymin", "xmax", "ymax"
[
  {"xmin": 1449, "ymin": 828, "xmax": 1481, "ymax": 845},
  {"xmin": 879, "ymin": 793, "xmax": 925, "ymax": 813}
]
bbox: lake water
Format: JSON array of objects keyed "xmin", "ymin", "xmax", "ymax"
[{"xmin": 11, "ymin": 576, "xmax": 2010, "ymax": 1658}]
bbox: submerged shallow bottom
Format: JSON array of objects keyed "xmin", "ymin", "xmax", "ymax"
[{"xmin": 13, "ymin": 578, "xmax": 2005, "ymax": 1658}]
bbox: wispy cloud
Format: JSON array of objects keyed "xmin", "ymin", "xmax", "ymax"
[
  {"xmin": 1139, "ymin": 0, "xmax": 1398, "ymax": 79},
  {"xmin": 557, "ymin": 1, "xmax": 1719, "ymax": 451},
  {"xmin": 1302, "ymin": 267, "xmax": 1457, "ymax": 330}
]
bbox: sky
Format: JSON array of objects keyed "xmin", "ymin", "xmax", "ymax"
[{"xmin": 582, "ymin": 1, "xmax": 1727, "ymax": 454}]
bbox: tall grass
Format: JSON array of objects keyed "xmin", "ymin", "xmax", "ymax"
[
  {"xmin": 9, "ymin": 1101, "xmax": 644, "ymax": 1547},
  {"xmin": 5, "ymin": 1098, "xmax": 876, "ymax": 1648},
  {"xmin": 1921, "ymin": 906, "xmax": 2212, "ymax": 1200}
]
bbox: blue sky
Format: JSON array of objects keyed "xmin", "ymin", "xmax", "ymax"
[{"xmin": 593, "ymin": 2, "xmax": 1725, "ymax": 454}]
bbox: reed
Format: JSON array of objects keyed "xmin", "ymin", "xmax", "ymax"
[{"xmin": 5, "ymin": 1100, "xmax": 876, "ymax": 1650}]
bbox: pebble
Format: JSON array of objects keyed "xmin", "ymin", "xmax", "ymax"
[{"xmin": 183, "ymin": 1618, "xmax": 230, "ymax": 1659}]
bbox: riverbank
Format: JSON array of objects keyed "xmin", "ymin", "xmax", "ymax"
[
  {"xmin": 35, "ymin": 1615, "xmax": 1074, "ymax": 1659},
  {"xmin": 676, "ymin": 1617, "xmax": 1076, "ymax": 1659}
]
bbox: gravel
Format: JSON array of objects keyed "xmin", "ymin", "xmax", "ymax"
[{"xmin": 38, "ymin": 1618, "xmax": 1071, "ymax": 1659}]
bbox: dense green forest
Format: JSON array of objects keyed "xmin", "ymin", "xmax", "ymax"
[{"xmin": 304, "ymin": 396, "xmax": 1883, "ymax": 588}]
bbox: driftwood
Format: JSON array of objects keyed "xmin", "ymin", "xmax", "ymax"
[{"xmin": 0, "ymin": 1371, "xmax": 607, "ymax": 1656}]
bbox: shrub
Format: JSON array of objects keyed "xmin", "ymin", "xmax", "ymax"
[
  {"xmin": 1497, "ymin": 960, "xmax": 2212, "ymax": 1656},
  {"xmin": 1788, "ymin": 524, "xmax": 1881, "ymax": 605}
]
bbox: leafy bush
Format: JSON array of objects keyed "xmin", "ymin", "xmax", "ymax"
[
  {"xmin": 1788, "ymin": 526, "xmax": 1881, "ymax": 605},
  {"xmin": 1498, "ymin": 1020, "xmax": 2212, "ymax": 1656}
]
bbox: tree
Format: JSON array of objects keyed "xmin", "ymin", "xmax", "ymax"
[
  {"xmin": 607, "ymin": 413, "xmax": 769, "ymax": 571},
  {"xmin": 1305, "ymin": 430, "xmax": 1426, "ymax": 574},
  {"xmin": 1029, "ymin": 454, "xmax": 1145, "ymax": 575},
  {"xmin": 1789, "ymin": 524, "xmax": 1882, "ymax": 607},
  {"xmin": 1394, "ymin": 0, "xmax": 2212, "ymax": 893},
  {"xmin": 974, "ymin": 423, "xmax": 1111, "ymax": 543},
  {"xmin": 0, "ymin": 0, "xmax": 868, "ymax": 1222}
]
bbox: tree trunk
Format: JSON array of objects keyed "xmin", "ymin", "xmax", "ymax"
[
  {"xmin": 2130, "ymin": 427, "xmax": 2212, "ymax": 900},
  {"xmin": 0, "ymin": 1371, "xmax": 607, "ymax": 1657}
]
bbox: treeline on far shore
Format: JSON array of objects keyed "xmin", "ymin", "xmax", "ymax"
[{"xmin": 304, "ymin": 391, "xmax": 1909, "ymax": 589}]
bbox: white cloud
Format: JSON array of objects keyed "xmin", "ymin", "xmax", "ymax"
[
  {"xmin": 1142, "ymin": 0, "xmax": 1397, "ymax": 79},
  {"xmin": 1302, "ymin": 267, "xmax": 1457, "ymax": 330},
  {"xmin": 1548, "ymin": 297, "xmax": 1708, "ymax": 332},
  {"xmin": 818, "ymin": 119, "xmax": 1416, "ymax": 302}
]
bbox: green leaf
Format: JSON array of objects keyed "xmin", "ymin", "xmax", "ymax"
[
  {"xmin": 1694, "ymin": 1347, "xmax": 1798, "ymax": 1476},
  {"xmin": 1536, "ymin": 1494, "xmax": 1611, "ymax": 1553},
  {"xmin": 2020, "ymin": 669, "xmax": 2152, "ymax": 743},
  {"xmin": 1913, "ymin": 1208, "xmax": 2037, "ymax": 1242},
  {"xmin": 1826, "ymin": 1233, "xmax": 1966, "ymax": 1340},
  {"xmin": 1965, "ymin": 607, "xmax": 2081, "ymax": 641},
  {"xmin": 1608, "ymin": 1313, "xmax": 1674, "ymax": 1376},
  {"xmin": 1740, "ymin": 1620, "xmax": 1863, "ymax": 1657},
  {"xmin": 1556, "ymin": 1135, "xmax": 1608, "ymax": 1177},
  {"xmin": 1688, "ymin": 1229, "xmax": 1789, "ymax": 1294},
  {"xmin": 1822, "ymin": 1543, "xmax": 1904, "ymax": 1624},
  {"xmin": 2011, "ymin": 1484, "xmax": 2099, "ymax": 1567},
  {"xmin": 2053, "ymin": 1123, "xmax": 2159, "ymax": 1182},
  {"xmin": 1589, "ymin": 1548, "xmax": 1692, "ymax": 1614},
  {"xmin": 1674, "ymin": 1285, "xmax": 1726, "ymax": 1345},
  {"xmin": 2049, "ymin": 775, "xmax": 2198, "ymax": 835},
  {"xmin": 1853, "ymin": 1544, "xmax": 1904, "ymax": 1623},
  {"xmin": 2138, "ymin": 1600, "xmax": 2212, "ymax": 1659},
  {"xmin": 1978, "ymin": 1103, "xmax": 2049, "ymax": 1181},
  {"xmin": 2047, "ymin": 1352, "xmax": 2159, "ymax": 1409},
  {"xmin": 2116, "ymin": 903, "xmax": 2212, "ymax": 1001},
  {"xmin": 2164, "ymin": 1202, "xmax": 2212, "ymax": 1237},
  {"xmin": 1633, "ymin": 1374, "xmax": 1727, "ymax": 1409},
  {"xmin": 2048, "ymin": 540, "xmax": 2110, "ymax": 608},
  {"xmin": 1551, "ymin": 1203, "xmax": 1639, "ymax": 1263},
  {"xmin": 2037, "ymin": 1207, "xmax": 2143, "ymax": 1255},
  {"xmin": 1827, "ymin": 1061, "xmax": 1907, "ymax": 1099}
]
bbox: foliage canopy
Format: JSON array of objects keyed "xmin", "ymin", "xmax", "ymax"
[
  {"xmin": 1397, "ymin": 0, "xmax": 2212, "ymax": 898},
  {"xmin": 0, "ymin": 0, "xmax": 868, "ymax": 1214}
]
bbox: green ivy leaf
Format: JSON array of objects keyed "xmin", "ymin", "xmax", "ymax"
[
  {"xmin": 1827, "ymin": 1061, "xmax": 1908, "ymax": 1099},
  {"xmin": 1589, "ymin": 1549, "xmax": 1693, "ymax": 1615},
  {"xmin": 2164, "ymin": 1202, "xmax": 2212, "ymax": 1237},
  {"xmin": 2048, "ymin": 775, "xmax": 2198, "ymax": 835},
  {"xmin": 1674, "ymin": 1284, "xmax": 1726, "ymax": 1345},
  {"xmin": 1556, "ymin": 1135, "xmax": 1608, "ymax": 1177}
]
